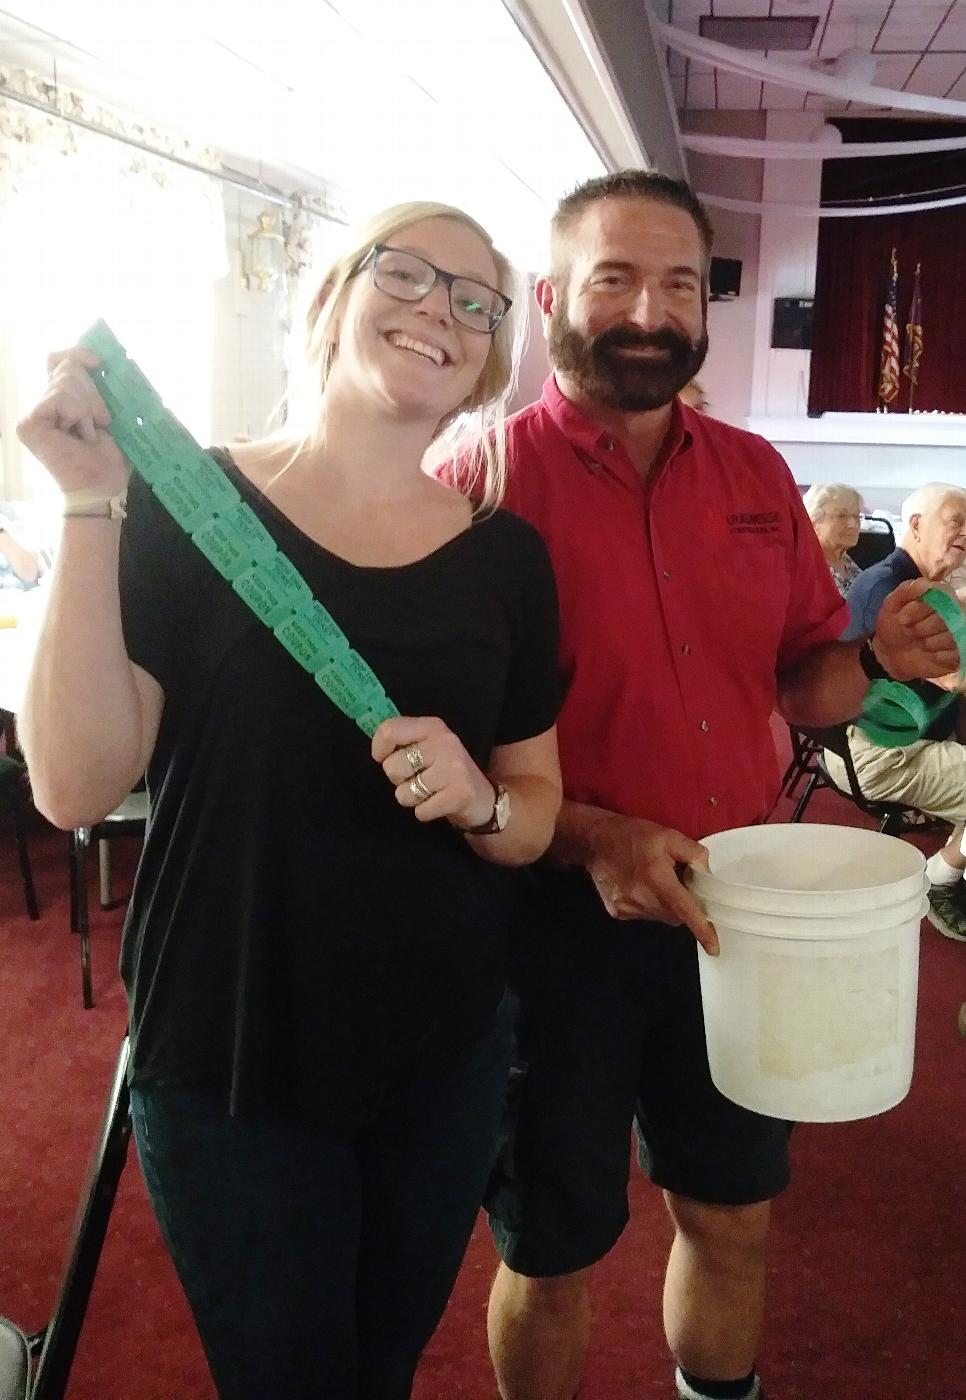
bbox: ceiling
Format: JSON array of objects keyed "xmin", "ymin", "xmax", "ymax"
[
  {"xmin": 657, "ymin": 0, "xmax": 966, "ymax": 113},
  {"xmin": 0, "ymin": 0, "xmax": 626, "ymax": 269}
]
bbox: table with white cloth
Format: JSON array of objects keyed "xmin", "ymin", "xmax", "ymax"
[{"xmin": 0, "ymin": 587, "xmax": 45, "ymax": 719}]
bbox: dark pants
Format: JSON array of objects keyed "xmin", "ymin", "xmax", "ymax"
[{"xmin": 130, "ymin": 998, "xmax": 512, "ymax": 1400}]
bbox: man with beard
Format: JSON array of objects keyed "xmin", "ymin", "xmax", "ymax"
[{"xmin": 483, "ymin": 171, "xmax": 961, "ymax": 1400}]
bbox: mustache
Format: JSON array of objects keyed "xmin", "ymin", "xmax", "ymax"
[{"xmin": 593, "ymin": 326, "xmax": 696, "ymax": 355}]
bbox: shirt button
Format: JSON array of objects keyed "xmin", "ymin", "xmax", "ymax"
[
  {"xmin": 700, "ymin": 719, "xmax": 710, "ymax": 732},
  {"xmin": 662, "ymin": 569, "xmax": 672, "ymax": 580},
  {"xmin": 681, "ymin": 643, "xmax": 691, "ymax": 656},
  {"xmin": 709, "ymin": 796, "xmax": 719, "ymax": 807}
]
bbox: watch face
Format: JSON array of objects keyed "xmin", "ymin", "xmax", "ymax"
[{"xmin": 494, "ymin": 785, "xmax": 511, "ymax": 830}]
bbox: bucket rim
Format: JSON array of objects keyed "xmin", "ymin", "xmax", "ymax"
[
  {"xmin": 697, "ymin": 896, "xmax": 928, "ymax": 942},
  {"xmin": 692, "ymin": 823, "xmax": 925, "ymax": 899}
]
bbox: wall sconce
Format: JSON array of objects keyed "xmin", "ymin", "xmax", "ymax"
[{"xmin": 244, "ymin": 209, "xmax": 286, "ymax": 293}]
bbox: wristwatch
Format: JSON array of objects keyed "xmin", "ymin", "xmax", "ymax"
[
  {"xmin": 858, "ymin": 637, "xmax": 893, "ymax": 683},
  {"xmin": 466, "ymin": 782, "xmax": 511, "ymax": 835}
]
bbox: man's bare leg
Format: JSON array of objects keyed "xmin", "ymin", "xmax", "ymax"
[
  {"xmin": 663, "ymin": 1194, "xmax": 770, "ymax": 1386},
  {"xmin": 488, "ymin": 1263, "xmax": 591, "ymax": 1400}
]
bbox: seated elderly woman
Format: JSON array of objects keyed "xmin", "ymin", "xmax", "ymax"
[
  {"xmin": 678, "ymin": 378, "xmax": 709, "ymax": 413},
  {"xmin": 801, "ymin": 483, "xmax": 863, "ymax": 597}
]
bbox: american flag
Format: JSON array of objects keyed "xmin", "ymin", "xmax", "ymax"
[
  {"xmin": 877, "ymin": 247, "xmax": 900, "ymax": 407},
  {"xmin": 902, "ymin": 261, "xmax": 923, "ymax": 391}
]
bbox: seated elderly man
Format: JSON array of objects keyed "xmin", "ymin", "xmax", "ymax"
[
  {"xmin": 825, "ymin": 482, "xmax": 966, "ymax": 941},
  {"xmin": 801, "ymin": 483, "xmax": 863, "ymax": 597}
]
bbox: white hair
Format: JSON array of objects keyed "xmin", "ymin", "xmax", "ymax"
[
  {"xmin": 901, "ymin": 483, "xmax": 966, "ymax": 529},
  {"xmin": 801, "ymin": 483, "xmax": 862, "ymax": 523}
]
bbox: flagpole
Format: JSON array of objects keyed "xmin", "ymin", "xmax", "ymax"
[
  {"xmin": 878, "ymin": 246, "xmax": 900, "ymax": 413},
  {"xmin": 903, "ymin": 261, "xmax": 923, "ymax": 414}
]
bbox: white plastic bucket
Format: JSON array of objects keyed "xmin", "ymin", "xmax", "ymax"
[
  {"xmin": 689, "ymin": 823, "xmax": 926, "ymax": 915},
  {"xmin": 688, "ymin": 824, "xmax": 926, "ymax": 1123}
]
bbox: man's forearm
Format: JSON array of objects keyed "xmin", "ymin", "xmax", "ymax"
[
  {"xmin": 776, "ymin": 639, "xmax": 869, "ymax": 727},
  {"xmin": 550, "ymin": 798, "xmax": 617, "ymax": 867}
]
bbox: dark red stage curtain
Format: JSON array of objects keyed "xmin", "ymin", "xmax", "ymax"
[{"xmin": 808, "ymin": 119, "xmax": 966, "ymax": 416}]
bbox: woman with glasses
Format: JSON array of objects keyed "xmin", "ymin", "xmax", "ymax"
[
  {"xmin": 802, "ymin": 482, "xmax": 863, "ymax": 597},
  {"xmin": 16, "ymin": 202, "xmax": 563, "ymax": 1399}
]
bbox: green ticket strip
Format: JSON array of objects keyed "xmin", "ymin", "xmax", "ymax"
[
  {"xmin": 857, "ymin": 586, "xmax": 966, "ymax": 746},
  {"xmin": 78, "ymin": 319, "xmax": 400, "ymax": 739}
]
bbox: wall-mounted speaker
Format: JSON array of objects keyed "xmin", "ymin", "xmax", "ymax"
[
  {"xmin": 709, "ymin": 256, "xmax": 742, "ymax": 301},
  {"xmin": 772, "ymin": 297, "xmax": 814, "ymax": 349}
]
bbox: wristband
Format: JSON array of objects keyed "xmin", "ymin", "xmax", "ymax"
[
  {"xmin": 62, "ymin": 489, "xmax": 128, "ymax": 519},
  {"xmin": 857, "ymin": 638, "xmax": 891, "ymax": 683}
]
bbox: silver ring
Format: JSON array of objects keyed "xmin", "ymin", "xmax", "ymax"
[
  {"xmin": 405, "ymin": 744, "xmax": 425, "ymax": 774},
  {"xmin": 409, "ymin": 773, "xmax": 433, "ymax": 803}
]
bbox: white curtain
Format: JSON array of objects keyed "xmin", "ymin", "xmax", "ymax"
[{"xmin": 0, "ymin": 69, "xmax": 228, "ymax": 506}]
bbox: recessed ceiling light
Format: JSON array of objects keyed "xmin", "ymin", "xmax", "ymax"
[{"xmin": 699, "ymin": 16, "xmax": 820, "ymax": 51}]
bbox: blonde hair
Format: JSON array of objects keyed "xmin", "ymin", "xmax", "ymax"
[
  {"xmin": 287, "ymin": 200, "xmax": 527, "ymax": 513},
  {"xmin": 801, "ymin": 482, "xmax": 862, "ymax": 523}
]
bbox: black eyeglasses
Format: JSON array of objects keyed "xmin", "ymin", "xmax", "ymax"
[{"xmin": 355, "ymin": 244, "xmax": 511, "ymax": 335}]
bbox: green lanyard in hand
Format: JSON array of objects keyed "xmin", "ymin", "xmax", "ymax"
[
  {"xmin": 78, "ymin": 319, "xmax": 400, "ymax": 739},
  {"xmin": 857, "ymin": 587, "xmax": 966, "ymax": 746}
]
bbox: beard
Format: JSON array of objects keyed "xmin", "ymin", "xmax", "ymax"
[{"xmin": 548, "ymin": 308, "xmax": 709, "ymax": 413}]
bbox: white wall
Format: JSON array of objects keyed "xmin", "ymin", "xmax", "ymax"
[
  {"xmin": 210, "ymin": 188, "xmax": 290, "ymax": 446},
  {"xmin": 684, "ymin": 111, "xmax": 764, "ymax": 427},
  {"xmin": 749, "ymin": 112, "xmax": 823, "ymax": 420}
]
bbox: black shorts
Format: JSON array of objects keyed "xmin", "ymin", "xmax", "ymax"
[{"xmin": 486, "ymin": 864, "xmax": 792, "ymax": 1279}]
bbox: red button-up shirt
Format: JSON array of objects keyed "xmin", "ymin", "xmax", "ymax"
[{"xmin": 502, "ymin": 376, "xmax": 849, "ymax": 840}]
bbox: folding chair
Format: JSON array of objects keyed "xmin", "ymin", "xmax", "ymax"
[
  {"xmin": 790, "ymin": 723, "xmax": 949, "ymax": 838},
  {"xmin": 769, "ymin": 724, "xmax": 822, "ymax": 817},
  {"xmin": 68, "ymin": 793, "xmax": 148, "ymax": 1009},
  {"xmin": 847, "ymin": 517, "xmax": 895, "ymax": 572},
  {"xmin": 0, "ymin": 756, "xmax": 39, "ymax": 921},
  {"xmin": 0, "ymin": 1038, "xmax": 132, "ymax": 1400}
]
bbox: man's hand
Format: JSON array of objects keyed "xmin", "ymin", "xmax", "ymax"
[
  {"xmin": 586, "ymin": 814, "xmax": 719, "ymax": 954},
  {"xmin": 873, "ymin": 579, "xmax": 964, "ymax": 681}
]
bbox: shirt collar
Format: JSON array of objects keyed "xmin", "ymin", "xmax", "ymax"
[
  {"xmin": 540, "ymin": 373, "xmax": 693, "ymax": 472},
  {"xmin": 889, "ymin": 547, "xmax": 922, "ymax": 579}
]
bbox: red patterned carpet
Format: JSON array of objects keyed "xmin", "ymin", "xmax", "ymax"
[{"xmin": 1, "ymin": 744, "xmax": 965, "ymax": 1399}]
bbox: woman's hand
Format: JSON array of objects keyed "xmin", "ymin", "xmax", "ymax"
[
  {"xmin": 16, "ymin": 348, "xmax": 128, "ymax": 497},
  {"xmin": 372, "ymin": 716, "xmax": 496, "ymax": 829}
]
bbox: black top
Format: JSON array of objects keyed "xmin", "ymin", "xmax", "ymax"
[
  {"xmin": 118, "ymin": 454, "xmax": 561, "ymax": 1129},
  {"xmin": 843, "ymin": 546, "xmax": 956, "ymax": 741}
]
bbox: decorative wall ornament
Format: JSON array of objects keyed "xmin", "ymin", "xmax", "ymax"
[
  {"xmin": 0, "ymin": 67, "xmax": 227, "ymax": 279},
  {"xmin": 660, "ymin": 21, "xmax": 966, "ymax": 120},
  {"xmin": 245, "ymin": 210, "xmax": 287, "ymax": 293}
]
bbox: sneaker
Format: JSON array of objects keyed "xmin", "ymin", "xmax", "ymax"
[
  {"xmin": 925, "ymin": 882, "xmax": 966, "ymax": 942},
  {"xmin": 675, "ymin": 1376, "xmax": 763, "ymax": 1400},
  {"xmin": 675, "ymin": 1394, "xmax": 764, "ymax": 1400}
]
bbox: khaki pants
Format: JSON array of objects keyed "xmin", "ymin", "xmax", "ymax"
[{"xmin": 824, "ymin": 725, "xmax": 966, "ymax": 825}]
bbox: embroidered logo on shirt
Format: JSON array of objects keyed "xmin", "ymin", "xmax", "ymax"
[{"xmin": 727, "ymin": 511, "xmax": 781, "ymax": 535}]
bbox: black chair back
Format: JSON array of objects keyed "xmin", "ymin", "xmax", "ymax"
[{"xmin": 848, "ymin": 519, "xmax": 896, "ymax": 572}]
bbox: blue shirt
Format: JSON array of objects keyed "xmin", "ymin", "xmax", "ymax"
[
  {"xmin": 843, "ymin": 546, "xmax": 956, "ymax": 741},
  {"xmin": 842, "ymin": 547, "xmax": 919, "ymax": 641}
]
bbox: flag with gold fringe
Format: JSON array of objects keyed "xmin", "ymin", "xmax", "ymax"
[
  {"xmin": 902, "ymin": 261, "xmax": 923, "ymax": 410},
  {"xmin": 877, "ymin": 247, "xmax": 900, "ymax": 408}
]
